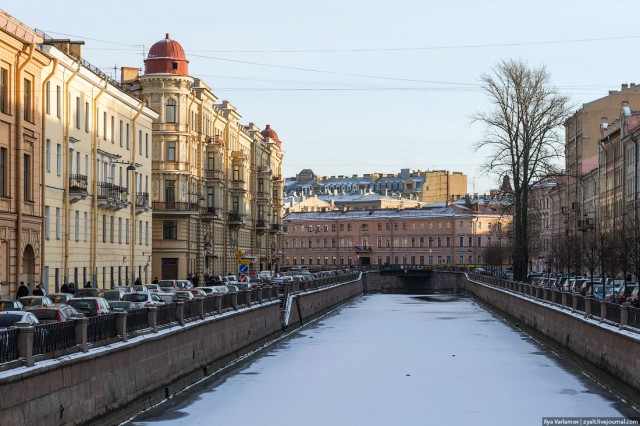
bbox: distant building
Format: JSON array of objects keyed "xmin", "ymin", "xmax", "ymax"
[
  {"xmin": 282, "ymin": 201, "xmax": 508, "ymax": 270},
  {"xmin": 284, "ymin": 192, "xmax": 424, "ymax": 214},
  {"xmin": 284, "ymin": 168, "xmax": 467, "ymax": 204}
]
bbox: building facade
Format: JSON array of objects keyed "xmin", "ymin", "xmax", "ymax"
[
  {"xmin": 282, "ymin": 205, "xmax": 506, "ymax": 270},
  {"xmin": 124, "ymin": 35, "xmax": 284, "ymax": 280},
  {"xmin": 40, "ymin": 38, "xmax": 157, "ymax": 291},
  {"xmin": 0, "ymin": 13, "xmax": 49, "ymax": 296}
]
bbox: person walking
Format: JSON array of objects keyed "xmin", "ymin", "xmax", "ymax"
[
  {"xmin": 134, "ymin": 277, "xmax": 142, "ymax": 287},
  {"xmin": 32, "ymin": 285, "xmax": 44, "ymax": 296},
  {"xmin": 17, "ymin": 281, "xmax": 29, "ymax": 298},
  {"xmin": 60, "ymin": 282, "xmax": 69, "ymax": 293},
  {"xmin": 84, "ymin": 281, "xmax": 92, "ymax": 288}
]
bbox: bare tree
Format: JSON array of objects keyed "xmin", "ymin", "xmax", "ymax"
[
  {"xmin": 580, "ymin": 226, "xmax": 599, "ymax": 290},
  {"xmin": 474, "ymin": 59, "xmax": 572, "ymax": 281}
]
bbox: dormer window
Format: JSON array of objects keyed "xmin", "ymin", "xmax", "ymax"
[{"xmin": 172, "ymin": 62, "xmax": 178, "ymax": 70}]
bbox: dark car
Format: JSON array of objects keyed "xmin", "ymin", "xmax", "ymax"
[
  {"xmin": 67, "ymin": 297, "xmax": 111, "ymax": 316},
  {"xmin": 48, "ymin": 293, "xmax": 74, "ymax": 304},
  {"xmin": 30, "ymin": 305, "xmax": 83, "ymax": 323},
  {"xmin": 108, "ymin": 301, "xmax": 137, "ymax": 312},
  {"xmin": 74, "ymin": 288, "xmax": 100, "ymax": 298},
  {"xmin": 0, "ymin": 300, "xmax": 24, "ymax": 311},
  {"xmin": 99, "ymin": 289, "xmax": 126, "ymax": 302}
]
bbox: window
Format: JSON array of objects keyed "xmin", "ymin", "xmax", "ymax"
[
  {"xmin": 45, "ymin": 206, "xmax": 50, "ymax": 239},
  {"xmin": 0, "ymin": 147, "xmax": 5, "ymax": 196},
  {"xmin": 166, "ymin": 99, "xmax": 176, "ymax": 123},
  {"xmin": 110, "ymin": 216, "xmax": 115, "ymax": 243},
  {"xmin": 165, "ymin": 181, "xmax": 175, "ymax": 207},
  {"xmin": 111, "ymin": 116, "xmax": 115, "ymax": 143},
  {"xmin": 233, "ymin": 164, "xmax": 240, "ymax": 180},
  {"xmin": 139, "ymin": 130, "xmax": 142, "ymax": 154},
  {"xmin": 45, "ymin": 81, "xmax": 51, "ymax": 114},
  {"xmin": 145, "ymin": 133, "xmax": 149, "ymax": 157},
  {"xmin": 56, "ymin": 85, "xmax": 61, "ymax": 118},
  {"xmin": 85, "ymin": 101, "xmax": 90, "ymax": 132},
  {"xmin": 23, "ymin": 78, "xmax": 32, "ymax": 121},
  {"xmin": 166, "ymin": 142, "xmax": 176, "ymax": 161},
  {"xmin": 459, "ymin": 236, "xmax": 464, "ymax": 247},
  {"xmin": 23, "ymin": 155, "xmax": 31, "ymax": 201},
  {"xmin": 75, "ymin": 97, "xmax": 80, "ymax": 129},
  {"xmin": 84, "ymin": 212, "xmax": 88, "ymax": 242},
  {"xmin": 75, "ymin": 211, "xmax": 79, "ymax": 241},
  {"xmin": 145, "ymin": 221, "xmax": 149, "ymax": 245},
  {"xmin": 0, "ymin": 68, "xmax": 8, "ymax": 114},
  {"xmin": 103, "ymin": 111, "xmax": 107, "ymax": 139},
  {"xmin": 163, "ymin": 220, "xmax": 177, "ymax": 239},
  {"xmin": 119, "ymin": 120, "xmax": 123, "ymax": 146},
  {"xmin": 53, "ymin": 207, "xmax": 62, "ymax": 240},
  {"xmin": 118, "ymin": 217, "xmax": 122, "ymax": 244},
  {"xmin": 126, "ymin": 219, "xmax": 129, "ymax": 244},
  {"xmin": 102, "ymin": 215, "xmax": 107, "ymax": 242}
]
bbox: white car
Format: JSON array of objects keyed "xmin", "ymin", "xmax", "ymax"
[{"xmin": 0, "ymin": 310, "xmax": 40, "ymax": 328}]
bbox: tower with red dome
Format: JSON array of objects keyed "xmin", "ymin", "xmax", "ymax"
[{"xmin": 144, "ymin": 33, "xmax": 189, "ymax": 75}]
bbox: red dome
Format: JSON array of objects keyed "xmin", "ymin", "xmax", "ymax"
[
  {"xmin": 261, "ymin": 124, "xmax": 282, "ymax": 148},
  {"xmin": 144, "ymin": 33, "xmax": 189, "ymax": 76}
]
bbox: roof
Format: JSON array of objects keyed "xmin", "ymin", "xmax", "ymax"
[
  {"xmin": 283, "ymin": 205, "xmax": 502, "ymax": 221},
  {"xmin": 144, "ymin": 33, "xmax": 189, "ymax": 76}
]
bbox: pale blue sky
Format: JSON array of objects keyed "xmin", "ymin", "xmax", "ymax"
[{"xmin": 7, "ymin": 1, "xmax": 640, "ymax": 192}]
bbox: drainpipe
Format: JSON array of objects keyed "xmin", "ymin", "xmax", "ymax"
[
  {"xmin": 62, "ymin": 64, "xmax": 81, "ymax": 285},
  {"xmin": 14, "ymin": 43, "xmax": 34, "ymax": 288},
  {"xmin": 40, "ymin": 57, "xmax": 59, "ymax": 290},
  {"xmin": 130, "ymin": 102, "xmax": 145, "ymax": 285},
  {"xmin": 223, "ymin": 120, "xmax": 230, "ymax": 272},
  {"xmin": 91, "ymin": 82, "xmax": 108, "ymax": 287}
]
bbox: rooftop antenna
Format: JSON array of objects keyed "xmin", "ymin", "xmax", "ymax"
[{"xmin": 472, "ymin": 176, "xmax": 476, "ymax": 194}]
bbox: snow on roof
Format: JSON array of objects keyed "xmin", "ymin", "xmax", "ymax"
[{"xmin": 283, "ymin": 206, "xmax": 501, "ymax": 221}]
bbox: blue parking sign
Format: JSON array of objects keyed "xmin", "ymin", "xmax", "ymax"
[{"xmin": 239, "ymin": 263, "xmax": 249, "ymax": 274}]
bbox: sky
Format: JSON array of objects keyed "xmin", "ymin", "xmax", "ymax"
[{"xmin": 6, "ymin": 1, "xmax": 640, "ymax": 193}]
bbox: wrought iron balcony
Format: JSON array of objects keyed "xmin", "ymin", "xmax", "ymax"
[
  {"xmin": 258, "ymin": 165, "xmax": 272, "ymax": 175},
  {"xmin": 135, "ymin": 192, "xmax": 150, "ymax": 214},
  {"xmin": 256, "ymin": 191, "xmax": 270, "ymax": 202},
  {"xmin": 69, "ymin": 174, "xmax": 88, "ymax": 203},
  {"xmin": 97, "ymin": 182, "xmax": 129, "ymax": 210},
  {"xmin": 201, "ymin": 206, "xmax": 221, "ymax": 220},
  {"xmin": 256, "ymin": 219, "xmax": 267, "ymax": 229},
  {"xmin": 270, "ymin": 223, "xmax": 282, "ymax": 234},
  {"xmin": 354, "ymin": 245, "xmax": 373, "ymax": 253},
  {"xmin": 152, "ymin": 201, "xmax": 199, "ymax": 213},
  {"xmin": 227, "ymin": 211, "xmax": 246, "ymax": 226}
]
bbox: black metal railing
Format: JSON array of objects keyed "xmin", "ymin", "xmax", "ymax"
[
  {"xmin": 126, "ymin": 308, "xmax": 149, "ymax": 334},
  {"xmin": 152, "ymin": 202, "xmax": 199, "ymax": 212},
  {"xmin": 628, "ymin": 308, "xmax": 640, "ymax": 329},
  {"xmin": 136, "ymin": 192, "xmax": 149, "ymax": 207},
  {"xmin": 69, "ymin": 174, "xmax": 88, "ymax": 191},
  {"xmin": 270, "ymin": 223, "xmax": 281, "ymax": 233},
  {"xmin": 590, "ymin": 298, "xmax": 601, "ymax": 318},
  {"xmin": 156, "ymin": 303, "xmax": 176, "ymax": 327},
  {"xmin": 0, "ymin": 328, "xmax": 18, "ymax": 362},
  {"xmin": 228, "ymin": 212, "xmax": 245, "ymax": 224},
  {"xmin": 87, "ymin": 314, "xmax": 118, "ymax": 343},
  {"xmin": 183, "ymin": 300, "xmax": 198, "ymax": 320},
  {"xmin": 203, "ymin": 296, "xmax": 217, "ymax": 315},
  {"xmin": 201, "ymin": 206, "xmax": 221, "ymax": 218},
  {"xmin": 256, "ymin": 219, "xmax": 266, "ymax": 229},
  {"xmin": 606, "ymin": 303, "xmax": 622, "ymax": 324},
  {"xmin": 576, "ymin": 295, "xmax": 585, "ymax": 312},
  {"xmin": 354, "ymin": 245, "xmax": 373, "ymax": 253},
  {"xmin": 221, "ymin": 293, "xmax": 232, "ymax": 309},
  {"xmin": 97, "ymin": 182, "xmax": 129, "ymax": 203},
  {"xmin": 237, "ymin": 291, "xmax": 247, "ymax": 307}
]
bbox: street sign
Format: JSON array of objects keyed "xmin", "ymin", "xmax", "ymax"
[
  {"xmin": 239, "ymin": 263, "xmax": 249, "ymax": 274},
  {"xmin": 238, "ymin": 259, "xmax": 251, "ymax": 265},
  {"xmin": 240, "ymin": 274, "xmax": 249, "ymax": 283},
  {"xmin": 236, "ymin": 250, "xmax": 244, "ymax": 260}
]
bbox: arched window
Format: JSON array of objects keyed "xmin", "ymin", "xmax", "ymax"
[{"xmin": 166, "ymin": 99, "xmax": 176, "ymax": 123}]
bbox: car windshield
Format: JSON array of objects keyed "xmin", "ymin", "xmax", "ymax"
[
  {"xmin": 20, "ymin": 298, "xmax": 42, "ymax": 307},
  {"xmin": 109, "ymin": 302, "xmax": 132, "ymax": 309},
  {"xmin": 0, "ymin": 301, "xmax": 17, "ymax": 310},
  {"xmin": 0, "ymin": 314, "xmax": 24, "ymax": 327},
  {"xmin": 49, "ymin": 295, "xmax": 66, "ymax": 303},
  {"xmin": 123, "ymin": 294, "xmax": 147, "ymax": 302},
  {"xmin": 102, "ymin": 291, "xmax": 121, "ymax": 300}
]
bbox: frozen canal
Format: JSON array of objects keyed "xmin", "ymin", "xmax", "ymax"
[{"xmin": 128, "ymin": 294, "xmax": 637, "ymax": 426}]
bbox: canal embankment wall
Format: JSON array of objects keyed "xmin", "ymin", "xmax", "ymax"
[
  {"xmin": 464, "ymin": 274, "xmax": 640, "ymax": 407},
  {"xmin": 0, "ymin": 277, "xmax": 363, "ymax": 426}
]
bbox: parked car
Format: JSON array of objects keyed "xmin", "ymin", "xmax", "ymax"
[
  {"xmin": 0, "ymin": 300, "xmax": 24, "ymax": 311},
  {"xmin": 630, "ymin": 286, "xmax": 639, "ymax": 308},
  {"xmin": 67, "ymin": 297, "xmax": 112, "ymax": 316},
  {"xmin": 207, "ymin": 275, "xmax": 224, "ymax": 285},
  {"xmin": 182, "ymin": 288, "xmax": 207, "ymax": 297},
  {"xmin": 113, "ymin": 286, "xmax": 134, "ymax": 293},
  {"xmin": 225, "ymin": 285, "xmax": 239, "ymax": 292},
  {"xmin": 223, "ymin": 275, "xmax": 239, "ymax": 285},
  {"xmin": 133, "ymin": 285, "xmax": 148, "ymax": 292},
  {"xmin": 108, "ymin": 301, "xmax": 138, "ymax": 312},
  {"xmin": 0, "ymin": 311, "xmax": 39, "ymax": 328},
  {"xmin": 258, "ymin": 270, "xmax": 273, "ymax": 281},
  {"xmin": 145, "ymin": 284, "xmax": 161, "ymax": 292},
  {"xmin": 202, "ymin": 285, "xmax": 229, "ymax": 294},
  {"xmin": 48, "ymin": 293, "xmax": 74, "ymax": 304},
  {"xmin": 156, "ymin": 293, "xmax": 176, "ymax": 304},
  {"xmin": 235, "ymin": 283, "xmax": 251, "ymax": 290},
  {"xmin": 19, "ymin": 296, "xmax": 54, "ymax": 309},
  {"xmin": 74, "ymin": 288, "xmax": 100, "ymax": 298},
  {"xmin": 611, "ymin": 283, "xmax": 637, "ymax": 304},
  {"xmin": 30, "ymin": 305, "xmax": 83, "ymax": 323},
  {"xmin": 158, "ymin": 279, "xmax": 193, "ymax": 290},
  {"xmin": 173, "ymin": 291, "xmax": 195, "ymax": 301},
  {"xmin": 122, "ymin": 291, "xmax": 164, "ymax": 309},
  {"xmin": 99, "ymin": 289, "xmax": 126, "ymax": 302}
]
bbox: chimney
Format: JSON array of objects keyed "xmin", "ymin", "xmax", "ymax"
[
  {"xmin": 622, "ymin": 83, "xmax": 629, "ymax": 91},
  {"xmin": 121, "ymin": 67, "xmax": 140, "ymax": 84}
]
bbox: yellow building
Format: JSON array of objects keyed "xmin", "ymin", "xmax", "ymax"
[
  {"xmin": 40, "ymin": 38, "xmax": 157, "ymax": 290},
  {"xmin": 124, "ymin": 35, "xmax": 284, "ymax": 279},
  {"xmin": 0, "ymin": 12, "xmax": 49, "ymax": 296}
]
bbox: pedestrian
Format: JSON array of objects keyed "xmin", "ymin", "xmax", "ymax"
[
  {"xmin": 60, "ymin": 282, "xmax": 69, "ymax": 293},
  {"xmin": 192, "ymin": 275, "xmax": 199, "ymax": 287},
  {"xmin": 134, "ymin": 277, "xmax": 142, "ymax": 287},
  {"xmin": 152, "ymin": 277, "xmax": 159, "ymax": 284},
  {"xmin": 32, "ymin": 284, "xmax": 44, "ymax": 296},
  {"xmin": 17, "ymin": 281, "xmax": 29, "ymax": 298},
  {"xmin": 68, "ymin": 282, "xmax": 76, "ymax": 294},
  {"xmin": 84, "ymin": 281, "xmax": 92, "ymax": 288}
]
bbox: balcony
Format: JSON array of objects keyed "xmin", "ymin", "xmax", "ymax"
[
  {"xmin": 201, "ymin": 206, "xmax": 221, "ymax": 220},
  {"xmin": 270, "ymin": 223, "xmax": 282, "ymax": 234},
  {"xmin": 152, "ymin": 201, "xmax": 199, "ymax": 214},
  {"xmin": 97, "ymin": 182, "xmax": 129, "ymax": 210},
  {"xmin": 354, "ymin": 245, "xmax": 373, "ymax": 253},
  {"xmin": 229, "ymin": 180, "xmax": 247, "ymax": 193},
  {"xmin": 258, "ymin": 165, "xmax": 272, "ymax": 175},
  {"xmin": 256, "ymin": 191, "xmax": 270, "ymax": 202},
  {"xmin": 578, "ymin": 218, "xmax": 595, "ymax": 231},
  {"xmin": 227, "ymin": 211, "xmax": 246, "ymax": 227},
  {"xmin": 135, "ymin": 192, "xmax": 151, "ymax": 215},
  {"xmin": 69, "ymin": 174, "xmax": 88, "ymax": 203},
  {"xmin": 204, "ymin": 169, "xmax": 223, "ymax": 182},
  {"xmin": 256, "ymin": 219, "xmax": 267, "ymax": 233}
]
